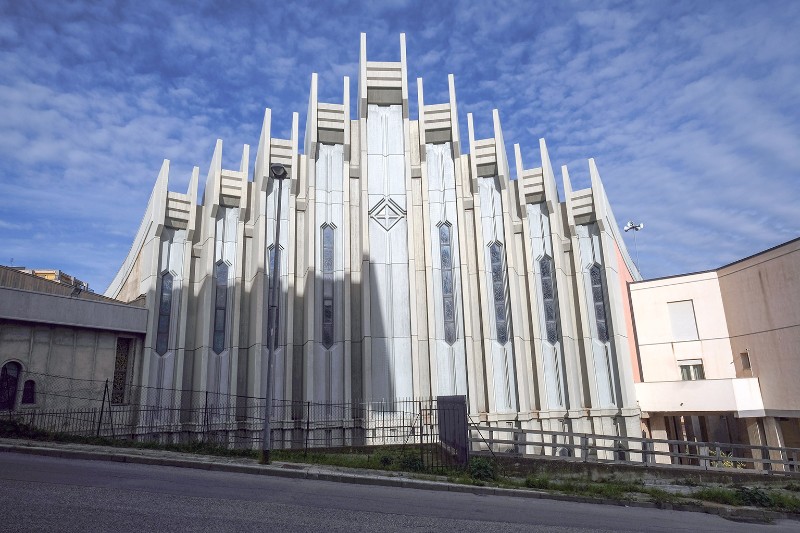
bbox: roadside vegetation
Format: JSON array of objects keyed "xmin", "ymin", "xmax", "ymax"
[{"xmin": 3, "ymin": 418, "xmax": 800, "ymax": 515}]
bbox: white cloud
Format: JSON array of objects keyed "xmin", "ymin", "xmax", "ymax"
[{"xmin": 0, "ymin": 0, "xmax": 797, "ymax": 290}]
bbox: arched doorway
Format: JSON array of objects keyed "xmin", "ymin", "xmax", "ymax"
[{"xmin": 0, "ymin": 361, "xmax": 22, "ymax": 410}]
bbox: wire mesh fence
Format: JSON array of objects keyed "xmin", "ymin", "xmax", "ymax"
[{"xmin": 0, "ymin": 370, "xmax": 469, "ymax": 471}]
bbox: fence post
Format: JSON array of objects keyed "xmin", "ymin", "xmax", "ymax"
[
  {"xmin": 96, "ymin": 379, "xmax": 108, "ymax": 437},
  {"xmin": 204, "ymin": 391, "xmax": 209, "ymax": 443},
  {"xmin": 305, "ymin": 401, "xmax": 311, "ymax": 456},
  {"xmin": 699, "ymin": 445, "xmax": 709, "ymax": 470},
  {"xmin": 419, "ymin": 400, "xmax": 424, "ymax": 469},
  {"xmin": 105, "ymin": 380, "xmax": 116, "ymax": 439},
  {"xmin": 761, "ymin": 446, "xmax": 771, "ymax": 471},
  {"xmin": 581, "ymin": 434, "xmax": 589, "ymax": 462}
]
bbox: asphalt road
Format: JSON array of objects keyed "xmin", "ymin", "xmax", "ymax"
[{"xmin": 0, "ymin": 452, "xmax": 796, "ymax": 532}]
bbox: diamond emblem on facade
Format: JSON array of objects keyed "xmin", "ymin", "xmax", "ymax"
[{"xmin": 370, "ymin": 198, "xmax": 405, "ymax": 231}]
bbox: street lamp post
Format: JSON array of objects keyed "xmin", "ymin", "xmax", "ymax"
[
  {"xmin": 623, "ymin": 220, "xmax": 644, "ymax": 275},
  {"xmin": 261, "ymin": 163, "xmax": 289, "ymax": 464}
]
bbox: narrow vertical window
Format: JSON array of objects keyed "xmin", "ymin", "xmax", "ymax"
[
  {"xmin": 439, "ymin": 223, "xmax": 457, "ymax": 345},
  {"xmin": 0, "ymin": 362, "xmax": 21, "ymax": 410},
  {"xmin": 213, "ymin": 261, "xmax": 228, "ymax": 354},
  {"xmin": 155, "ymin": 272, "xmax": 173, "ymax": 355},
  {"xmin": 21, "ymin": 380, "xmax": 35, "ymax": 404},
  {"xmin": 539, "ymin": 255, "xmax": 559, "ymax": 344},
  {"xmin": 590, "ymin": 264, "xmax": 609, "ymax": 342},
  {"xmin": 267, "ymin": 244, "xmax": 275, "ymax": 278},
  {"xmin": 112, "ymin": 338, "xmax": 132, "ymax": 404},
  {"xmin": 321, "ymin": 225, "xmax": 335, "ymax": 349},
  {"xmin": 489, "ymin": 242, "xmax": 509, "ymax": 345}
]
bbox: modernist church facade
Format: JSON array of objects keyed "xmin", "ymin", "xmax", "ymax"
[{"xmin": 105, "ymin": 34, "xmax": 643, "ymax": 440}]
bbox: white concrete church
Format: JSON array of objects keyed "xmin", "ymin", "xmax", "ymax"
[{"xmin": 105, "ymin": 34, "xmax": 643, "ymax": 441}]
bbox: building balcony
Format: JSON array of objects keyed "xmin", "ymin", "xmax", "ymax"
[{"xmin": 635, "ymin": 377, "xmax": 765, "ymax": 417}]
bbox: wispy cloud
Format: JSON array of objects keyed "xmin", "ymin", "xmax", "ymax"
[{"xmin": 0, "ymin": 0, "xmax": 798, "ymax": 290}]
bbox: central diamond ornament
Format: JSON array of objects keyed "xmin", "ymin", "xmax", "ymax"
[{"xmin": 370, "ymin": 198, "xmax": 405, "ymax": 231}]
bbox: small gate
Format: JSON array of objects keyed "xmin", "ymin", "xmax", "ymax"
[{"xmin": 417, "ymin": 395, "xmax": 468, "ymax": 471}]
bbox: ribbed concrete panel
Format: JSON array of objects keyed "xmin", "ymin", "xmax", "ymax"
[{"xmin": 367, "ymin": 104, "xmax": 412, "ymax": 402}]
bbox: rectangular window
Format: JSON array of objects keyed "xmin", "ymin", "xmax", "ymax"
[
  {"xmin": 212, "ymin": 262, "xmax": 228, "ymax": 354},
  {"xmin": 112, "ymin": 338, "xmax": 132, "ymax": 404},
  {"xmin": 321, "ymin": 226, "xmax": 335, "ymax": 349},
  {"xmin": 489, "ymin": 242, "xmax": 509, "ymax": 345},
  {"xmin": 155, "ymin": 272, "xmax": 173, "ymax": 355},
  {"xmin": 590, "ymin": 264, "xmax": 609, "ymax": 343},
  {"xmin": 539, "ymin": 255, "xmax": 560, "ymax": 344},
  {"xmin": 668, "ymin": 300, "xmax": 699, "ymax": 342},
  {"xmin": 740, "ymin": 352, "xmax": 751, "ymax": 370},
  {"xmin": 439, "ymin": 224, "xmax": 457, "ymax": 345},
  {"xmin": 679, "ymin": 360, "xmax": 705, "ymax": 381}
]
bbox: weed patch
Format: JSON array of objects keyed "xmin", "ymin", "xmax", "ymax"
[
  {"xmin": 691, "ymin": 487, "xmax": 742, "ymax": 506},
  {"xmin": 524, "ymin": 475, "xmax": 552, "ymax": 490},
  {"xmin": 468, "ymin": 457, "xmax": 497, "ymax": 481}
]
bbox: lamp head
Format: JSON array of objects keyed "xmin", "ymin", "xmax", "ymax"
[{"xmin": 270, "ymin": 163, "xmax": 288, "ymax": 180}]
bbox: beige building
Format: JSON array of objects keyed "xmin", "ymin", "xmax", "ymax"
[
  {"xmin": 8, "ymin": 267, "xmax": 89, "ymax": 291},
  {"xmin": 0, "ymin": 266, "xmax": 147, "ymax": 411},
  {"xmin": 631, "ymin": 238, "xmax": 800, "ymax": 451}
]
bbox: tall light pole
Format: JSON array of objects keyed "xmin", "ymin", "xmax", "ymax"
[
  {"xmin": 623, "ymin": 220, "xmax": 644, "ymax": 276},
  {"xmin": 261, "ymin": 162, "xmax": 289, "ymax": 464}
]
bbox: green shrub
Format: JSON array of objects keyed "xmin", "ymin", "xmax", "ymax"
[
  {"xmin": 373, "ymin": 450, "xmax": 396, "ymax": 468},
  {"xmin": 768, "ymin": 492, "xmax": 800, "ymax": 512},
  {"xmin": 398, "ymin": 450, "xmax": 425, "ymax": 472},
  {"xmin": 0, "ymin": 418, "xmax": 48, "ymax": 439},
  {"xmin": 468, "ymin": 457, "xmax": 497, "ymax": 481},
  {"xmin": 524, "ymin": 475, "xmax": 551, "ymax": 490},
  {"xmin": 691, "ymin": 487, "xmax": 742, "ymax": 506},
  {"xmin": 736, "ymin": 486, "xmax": 771, "ymax": 507},
  {"xmin": 645, "ymin": 488, "xmax": 679, "ymax": 504},
  {"xmin": 784, "ymin": 482, "xmax": 800, "ymax": 493}
]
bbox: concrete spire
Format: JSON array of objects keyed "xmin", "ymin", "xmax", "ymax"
[
  {"xmin": 153, "ymin": 159, "xmax": 170, "ymax": 236},
  {"xmin": 254, "ymin": 108, "xmax": 272, "ymax": 192},
  {"xmin": 539, "ymin": 138, "xmax": 560, "ymax": 212},
  {"xmin": 204, "ymin": 139, "xmax": 223, "ymax": 216}
]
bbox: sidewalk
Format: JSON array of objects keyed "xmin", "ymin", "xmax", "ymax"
[{"xmin": 0, "ymin": 437, "xmax": 790, "ymax": 523}]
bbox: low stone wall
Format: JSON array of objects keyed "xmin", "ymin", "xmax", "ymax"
[{"xmin": 489, "ymin": 453, "xmax": 800, "ymax": 485}]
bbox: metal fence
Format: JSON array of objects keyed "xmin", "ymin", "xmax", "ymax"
[
  {"xmin": 469, "ymin": 424, "xmax": 800, "ymax": 474},
  {"xmin": 1, "ymin": 370, "xmax": 469, "ymax": 471},
  {"xmin": 8, "ymin": 370, "xmax": 800, "ymax": 475}
]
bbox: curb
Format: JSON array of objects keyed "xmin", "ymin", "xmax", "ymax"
[{"xmin": 0, "ymin": 442, "xmax": 792, "ymax": 524}]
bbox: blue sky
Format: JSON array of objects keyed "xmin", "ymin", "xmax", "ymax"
[{"xmin": 1, "ymin": 0, "xmax": 798, "ymax": 291}]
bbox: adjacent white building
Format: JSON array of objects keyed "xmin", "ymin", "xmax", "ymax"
[{"xmin": 631, "ymin": 237, "xmax": 800, "ymax": 453}]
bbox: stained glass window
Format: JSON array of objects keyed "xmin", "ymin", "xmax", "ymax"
[
  {"xmin": 489, "ymin": 242, "xmax": 509, "ymax": 345},
  {"xmin": 590, "ymin": 264, "xmax": 609, "ymax": 343},
  {"xmin": 112, "ymin": 338, "xmax": 132, "ymax": 404},
  {"xmin": 155, "ymin": 272, "xmax": 173, "ymax": 355},
  {"xmin": 321, "ymin": 225, "xmax": 335, "ymax": 349},
  {"xmin": 438, "ymin": 223, "xmax": 457, "ymax": 345},
  {"xmin": 539, "ymin": 255, "xmax": 560, "ymax": 344},
  {"xmin": 268, "ymin": 245, "xmax": 278, "ymax": 287},
  {"xmin": 213, "ymin": 261, "xmax": 228, "ymax": 354}
]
